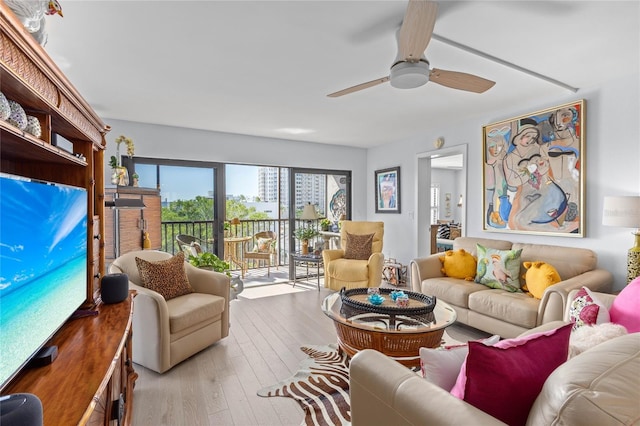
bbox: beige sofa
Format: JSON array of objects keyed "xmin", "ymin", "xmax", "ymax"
[
  {"xmin": 410, "ymin": 237, "xmax": 613, "ymax": 338},
  {"xmin": 109, "ymin": 250, "xmax": 230, "ymax": 373},
  {"xmin": 350, "ymin": 331, "xmax": 640, "ymax": 426}
]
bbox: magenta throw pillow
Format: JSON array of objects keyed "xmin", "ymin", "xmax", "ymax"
[
  {"xmin": 609, "ymin": 277, "xmax": 640, "ymax": 332},
  {"xmin": 451, "ymin": 323, "xmax": 572, "ymax": 426}
]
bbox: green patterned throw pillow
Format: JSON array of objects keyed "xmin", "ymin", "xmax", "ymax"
[{"xmin": 474, "ymin": 244, "xmax": 523, "ymax": 292}]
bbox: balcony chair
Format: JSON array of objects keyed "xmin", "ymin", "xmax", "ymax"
[
  {"xmin": 177, "ymin": 233, "xmax": 216, "ymax": 256},
  {"xmin": 109, "ymin": 250, "xmax": 230, "ymax": 374},
  {"xmin": 322, "ymin": 221, "xmax": 384, "ymax": 291},
  {"xmin": 244, "ymin": 231, "xmax": 277, "ymax": 276}
]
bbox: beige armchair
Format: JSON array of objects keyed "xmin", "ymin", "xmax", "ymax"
[
  {"xmin": 109, "ymin": 250, "xmax": 230, "ymax": 373},
  {"xmin": 322, "ymin": 221, "xmax": 384, "ymax": 291}
]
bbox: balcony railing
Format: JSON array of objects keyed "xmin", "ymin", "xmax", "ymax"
[{"xmin": 161, "ymin": 219, "xmax": 325, "ymax": 273}]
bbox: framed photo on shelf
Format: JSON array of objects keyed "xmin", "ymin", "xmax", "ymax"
[
  {"xmin": 482, "ymin": 99, "xmax": 585, "ymax": 237},
  {"xmin": 375, "ymin": 167, "xmax": 401, "ymax": 213}
]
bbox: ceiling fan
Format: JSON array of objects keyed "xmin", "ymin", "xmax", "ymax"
[{"xmin": 327, "ymin": 0, "xmax": 495, "ymax": 98}]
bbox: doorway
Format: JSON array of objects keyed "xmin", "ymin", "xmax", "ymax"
[{"xmin": 416, "ymin": 145, "xmax": 467, "ymax": 256}]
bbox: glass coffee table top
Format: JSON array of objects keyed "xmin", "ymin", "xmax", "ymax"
[{"xmin": 322, "ymin": 290, "xmax": 457, "ymax": 334}]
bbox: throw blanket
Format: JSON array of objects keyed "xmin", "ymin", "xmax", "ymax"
[{"xmin": 257, "ymin": 344, "xmax": 350, "ymax": 426}]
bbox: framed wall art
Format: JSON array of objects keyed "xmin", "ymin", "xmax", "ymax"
[
  {"xmin": 482, "ymin": 99, "xmax": 585, "ymax": 237},
  {"xmin": 375, "ymin": 167, "xmax": 401, "ymax": 213}
]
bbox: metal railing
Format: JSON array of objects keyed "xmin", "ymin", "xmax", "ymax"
[{"xmin": 162, "ymin": 218, "xmax": 323, "ymax": 272}]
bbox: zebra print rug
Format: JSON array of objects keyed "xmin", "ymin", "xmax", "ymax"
[{"xmin": 257, "ymin": 344, "xmax": 351, "ymax": 426}]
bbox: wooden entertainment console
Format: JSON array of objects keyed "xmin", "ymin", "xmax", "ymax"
[
  {"xmin": 3, "ymin": 295, "xmax": 137, "ymax": 425},
  {"xmin": 1, "ymin": 4, "xmax": 136, "ymax": 424}
]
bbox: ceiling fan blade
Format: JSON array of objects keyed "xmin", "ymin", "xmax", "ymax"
[
  {"xmin": 429, "ymin": 68, "xmax": 496, "ymax": 93},
  {"xmin": 327, "ymin": 76, "xmax": 390, "ymax": 97},
  {"xmin": 398, "ymin": 0, "xmax": 438, "ymax": 62}
]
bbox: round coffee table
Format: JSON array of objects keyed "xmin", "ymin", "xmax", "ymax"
[{"xmin": 321, "ymin": 290, "xmax": 457, "ymax": 368}]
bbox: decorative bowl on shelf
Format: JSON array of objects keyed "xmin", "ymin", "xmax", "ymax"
[
  {"xmin": 0, "ymin": 91, "xmax": 10, "ymax": 121},
  {"xmin": 7, "ymin": 100, "xmax": 27, "ymax": 130},
  {"xmin": 367, "ymin": 294, "xmax": 385, "ymax": 305},
  {"xmin": 25, "ymin": 115, "xmax": 42, "ymax": 138}
]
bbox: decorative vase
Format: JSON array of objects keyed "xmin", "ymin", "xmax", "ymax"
[
  {"xmin": 110, "ymin": 169, "xmax": 119, "ymax": 185},
  {"xmin": 301, "ymin": 239, "xmax": 309, "ymax": 255},
  {"xmin": 115, "ymin": 166, "xmax": 129, "ymax": 186},
  {"xmin": 498, "ymin": 195, "xmax": 512, "ymax": 222},
  {"xmin": 7, "ymin": 100, "xmax": 27, "ymax": 129},
  {"xmin": 25, "ymin": 115, "xmax": 41, "ymax": 138},
  {"xmin": 132, "ymin": 177, "xmax": 139, "ymax": 187}
]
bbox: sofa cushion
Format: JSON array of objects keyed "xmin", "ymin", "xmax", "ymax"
[
  {"xmin": 135, "ymin": 251, "xmax": 194, "ymax": 300},
  {"xmin": 527, "ymin": 333, "xmax": 640, "ymax": 426},
  {"xmin": 344, "ymin": 232, "xmax": 374, "ymax": 260},
  {"xmin": 439, "ymin": 249, "xmax": 477, "ymax": 280},
  {"xmin": 568, "ymin": 286, "xmax": 610, "ymax": 329},
  {"xmin": 421, "ymin": 278, "xmax": 489, "ymax": 309},
  {"xmin": 451, "ymin": 323, "xmax": 572, "ymax": 426},
  {"xmin": 513, "ymin": 242, "xmax": 597, "ymax": 281},
  {"xmin": 475, "ymin": 244, "xmax": 523, "ymax": 292},
  {"xmin": 166, "ymin": 292, "xmax": 225, "ymax": 334},
  {"xmin": 453, "ymin": 237, "xmax": 513, "ymax": 256},
  {"xmin": 522, "ymin": 261, "xmax": 561, "ymax": 299},
  {"xmin": 420, "ymin": 335, "xmax": 500, "ymax": 391},
  {"xmin": 326, "ymin": 258, "xmax": 369, "ymax": 281},
  {"xmin": 609, "ymin": 276, "xmax": 640, "ymax": 332},
  {"xmin": 468, "ymin": 290, "xmax": 540, "ymax": 329}
]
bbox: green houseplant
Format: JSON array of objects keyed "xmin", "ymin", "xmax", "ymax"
[
  {"xmin": 294, "ymin": 227, "xmax": 319, "ymax": 254},
  {"xmin": 188, "ymin": 252, "xmax": 231, "ymax": 277},
  {"xmin": 320, "ymin": 218, "xmax": 332, "ymax": 231}
]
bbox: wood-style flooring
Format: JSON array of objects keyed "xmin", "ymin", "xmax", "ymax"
[{"xmin": 131, "ymin": 285, "xmax": 489, "ymax": 425}]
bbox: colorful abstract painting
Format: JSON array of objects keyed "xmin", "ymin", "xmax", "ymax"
[{"xmin": 482, "ymin": 100, "xmax": 585, "ymax": 237}]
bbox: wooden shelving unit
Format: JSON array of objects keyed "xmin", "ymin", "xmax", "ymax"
[{"xmin": 1, "ymin": 4, "xmax": 136, "ymax": 424}]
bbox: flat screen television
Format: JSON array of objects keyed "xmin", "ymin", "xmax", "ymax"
[{"xmin": 0, "ymin": 172, "xmax": 87, "ymax": 391}]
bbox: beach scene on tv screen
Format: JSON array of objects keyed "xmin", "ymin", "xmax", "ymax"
[{"xmin": 0, "ymin": 176, "xmax": 87, "ymax": 388}]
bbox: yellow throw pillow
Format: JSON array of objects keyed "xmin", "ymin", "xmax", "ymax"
[
  {"xmin": 439, "ymin": 249, "xmax": 477, "ymax": 281},
  {"xmin": 523, "ymin": 261, "xmax": 561, "ymax": 299}
]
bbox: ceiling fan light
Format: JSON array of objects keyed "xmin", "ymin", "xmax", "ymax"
[{"xmin": 390, "ymin": 61, "xmax": 430, "ymax": 89}]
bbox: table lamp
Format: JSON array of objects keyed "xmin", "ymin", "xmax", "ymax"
[
  {"xmin": 301, "ymin": 203, "xmax": 319, "ymax": 221},
  {"xmin": 230, "ymin": 217, "xmax": 241, "ymax": 237},
  {"xmin": 602, "ymin": 195, "xmax": 640, "ymax": 283}
]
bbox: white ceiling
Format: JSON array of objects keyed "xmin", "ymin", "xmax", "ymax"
[{"xmin": 42, "ymin": 1, "xmax": 639, "ymax": 149}]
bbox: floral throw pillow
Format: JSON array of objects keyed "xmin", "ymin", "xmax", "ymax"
[
  {"xmin": 344, "ymin": 232, "xmax": 374, "ymax": 260},
  {"xmin": 568, "ymin": 286, "xmax": 610, "ymax": 330},
  {"xmin": 255, "ymin": 237, "xmax": 273, "ymax": 253},
  {"xmin": 135, "ymin": 251, "xmax": 194, "ymax": 300},
  {"xmin": 474, "ymin": 244, "xmax": 523, "ymax": 292}
]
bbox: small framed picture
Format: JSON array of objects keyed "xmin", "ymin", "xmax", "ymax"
[{"xmin": 375, "ymin": 167, "xmax": 401, "ymax": 214}]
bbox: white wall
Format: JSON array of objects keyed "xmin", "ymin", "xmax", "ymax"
[
  {"xmin": 105, "ymin": 74, "xmax": 638, "ymax": 292},
  {"xmin": 103, "ymin": 120, "xmax": 369, "ymax": 218},
  {"xmin": 367, "ymin": 74, "xmax": 640, "ymax": 291}
]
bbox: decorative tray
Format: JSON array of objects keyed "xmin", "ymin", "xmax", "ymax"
[{"xmin": 339, "ymin": 287, "xmax": 436, "ymax": 315}]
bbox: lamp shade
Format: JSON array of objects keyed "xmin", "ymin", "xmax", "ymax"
[
  {"xmin": 602, "ymin": 196, "xmax": 640, "ymax": 228},
  {"xmin": 301, "ymin": 203, "xmax": 318, "ymax": 220}
]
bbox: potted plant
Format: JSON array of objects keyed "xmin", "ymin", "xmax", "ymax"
[
  {"xmin": 320, "ymin": 218, "xmax": 332, "ymax": 231},
  {"xmin": 294, "ymin": 227, "xmax": 319, "ymax": 254},
  {"xmin": 188, "ymin": 252, "xmax": 231, "ymax": 275},
  {"xmin": 187, "ymin": 252, "xmax": 244, "ymax": 299}
]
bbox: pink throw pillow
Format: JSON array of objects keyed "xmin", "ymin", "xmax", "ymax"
[
  {"xmin": 568, "ymin": 286, "xmax": 610, "ymax": 329},
  {"xmin": 450, "ymin": 323, "xmax": 572, "ymax": 426},
  {"xmin": 420, "ymin": 335, "xmax": 500, "ymax": 391},
  {"xmin": 609, "ymin": 277, "xmax": 640, "ymax": 332}
]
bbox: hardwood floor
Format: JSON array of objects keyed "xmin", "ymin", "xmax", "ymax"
[{"xmin": 131, "ymin": 287, "xmax": 489, "ymax": 425}]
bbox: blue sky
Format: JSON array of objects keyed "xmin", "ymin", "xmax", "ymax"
[{"xmin": 139, "ymin": 164, "xmax": 259, "ymax": 202}]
